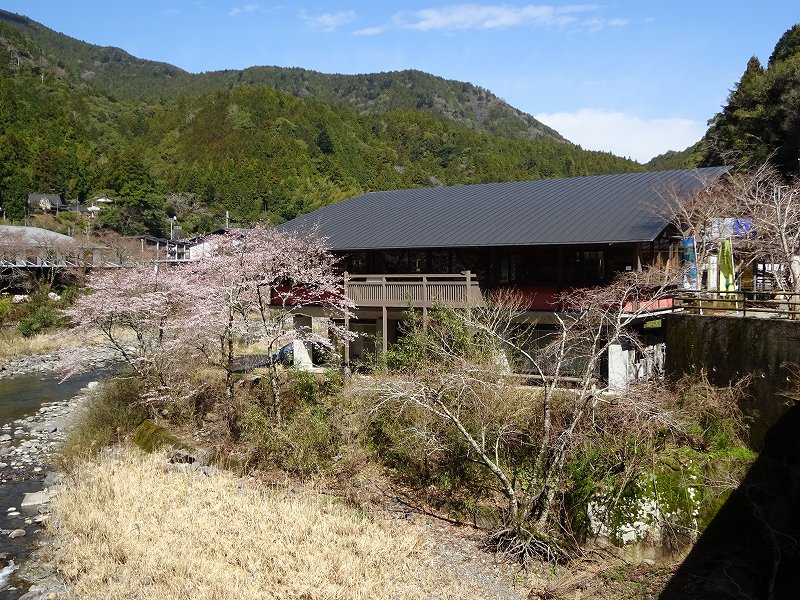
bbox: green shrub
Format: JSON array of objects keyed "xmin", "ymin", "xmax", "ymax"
[
  {"xmin": 290, "ymin": 370, "xmax": 324, "ymax": 405},
  {"xmin": 57, "ymin": 285, "xmax": 79, "ymax": 306},
  {"xmin": 16, "ymin": 290, "xmax": 66, "ymax": 336},
  {"xmin": 287, "ymin": 369, "xmax": 344, "ymax": 406},
  {"xmin": 241, "ymin": 403, "xmax": 339, "ymax": 475},
  {"xmin": 0, "ymin": 296, "xmax": 12, "ymax": 326},
  {"xmin": 17, "ymin": 302, "xmax": 65, "ymax": 336},
  {"xmin": 60, "ymin": 376, "xmax": 148, "ymax": 463},
  {"xmin": 239, "ymin": 369, "xmax": 345, "ymax": 475}
]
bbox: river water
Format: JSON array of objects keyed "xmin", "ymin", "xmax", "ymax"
[
  {"xmin": 0, "ymin": 370, "xmax": 101, "ymax": 599},
  {"xmin": 0, "ymin": 371, "xmax": 99, "ymax": 423}
]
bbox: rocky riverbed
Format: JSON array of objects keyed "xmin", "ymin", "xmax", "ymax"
[
  {"xmin": 0, "ymin": 347, "xmax": 118, "ymax": 381},
  {"xmin": 0, "ymin": 385, "xmax": 94, "ymax": 485},
  {"xmin": 0, "ymin": 356, "xmax": 63, "ymax": 382},
  {"xmin": 0, "ymin": 379, "xmax": 99, "ymax": 600},
  {"xmin": 0, "ymin": 348, "xmax": 118, "ymax": 600}
]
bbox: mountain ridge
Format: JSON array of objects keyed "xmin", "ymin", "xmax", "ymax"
[{"xmin": 0, "ymin": 9, "xmax": 565, "ymax": 144}]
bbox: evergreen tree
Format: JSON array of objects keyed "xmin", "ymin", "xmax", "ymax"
[
  {"xmin": 701, "ymin": 24, "xmax": 800, "ymax": 176},
  {"xmin": 769, "ymin": 23, "xmax": 800, "ymax": 66}
]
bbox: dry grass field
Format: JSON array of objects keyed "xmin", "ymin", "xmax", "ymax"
[
  {"xmin": 48, "ymin": 449, "xmax": 496, "ymax": 600},
  {"xmin": 0, "ymin": 330, "xmax": 63, "ymax": 360}
]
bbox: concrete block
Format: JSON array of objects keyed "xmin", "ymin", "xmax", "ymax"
[{"xmin": 20, "ymin": 490, "xmax": 50, "ymax": 508}]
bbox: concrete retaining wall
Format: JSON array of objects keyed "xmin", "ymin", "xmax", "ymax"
[{"xmin": 665, "ymin": 313, "xmax": 800, "ymax": 447}]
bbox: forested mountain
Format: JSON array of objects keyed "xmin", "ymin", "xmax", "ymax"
[
  {"xmin": 0, "ymin": 9, "xmax": 641, "ymax": 237},
  {"xmin": 644, "ymin": 147, "xmax": 699, "ymax": 171},
  {"xmin": 699, "ymin": 24, "xmax": 800, "ymax": 176},
  {"xmin": 0, "ymin": 9, "xmax": 562, "ymax": 142}
]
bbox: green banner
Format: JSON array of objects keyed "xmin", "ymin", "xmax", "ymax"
[{"xmin": 719, "ymin": 238, "xmax": 735, "ymax": 295}]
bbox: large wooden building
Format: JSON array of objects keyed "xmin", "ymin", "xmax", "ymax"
[{"xmin": 278, "ymin": 167, "xmax": 729, "ymax": 378}]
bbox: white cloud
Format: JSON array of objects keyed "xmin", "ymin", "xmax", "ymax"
[
  {"xmin": 581, "ymin": 16, "xmax": 628, "ymax": 32},
  {"xmin": 354, "ymin": 25, "xmax": 388, "ymax": 36},
  {"xmin": 396, "ymin": 4, "xmax": 597, "ymax": 31},
  {"xmin": 299, "ymin": 9, "xmax": 356, "ymax": 32},
  {"xmin": 533, "ymin": 108, "xmax": 705, "ymax": 163},
  {"xmin": 228, "ymin": 4, "xmax": 267, "ymax": 17},
  {"xmin": 355, "ymin": 4, "xmax": 625, "ymax": 34}
]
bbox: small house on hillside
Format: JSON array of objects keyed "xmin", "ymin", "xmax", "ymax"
[
  {"xmin": 277, "ymin": 167, "xmax": 730, "ymax": 381},
  {"xmin": 27, "ymin": 193, "xmax": 64, "ymax": 214},
  {"xmin": 185, "ymin": 228, "xmax": 233, "ymax": 261}
]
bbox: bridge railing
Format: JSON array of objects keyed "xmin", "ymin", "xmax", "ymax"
[{"xmin": 673, "ymin": 290, "xmax": 800, "ymax": 319}]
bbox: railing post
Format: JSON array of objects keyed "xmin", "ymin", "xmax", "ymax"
[
  {"xmin": 464, "ymin": 270, "xmax": 472, "ymax": 319},
  {"xmin": 343, "ymin": 272, "xmax": 350, "ymax": 367}
]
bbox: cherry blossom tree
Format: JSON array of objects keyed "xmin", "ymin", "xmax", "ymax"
[
  {"xmin": 181, "ymin": 226, "xmax": 354, "ymax": 421},
  {"xmin": 64, "ymin": 226, "xmax": 354, "ymax": 423},
  {"xmin": 62, "ymin": 264, "xmax": 195, "ymax": 401}
]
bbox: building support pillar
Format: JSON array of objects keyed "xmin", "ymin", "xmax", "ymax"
[
  {"xmin": 607, "ymin": 342, "xmax": 630, "ymax": 391},
  {"xmin": 292, "ymin": 315, "xmax": 314, "ymax": 370},
  {"xmin": 381, "ymin": 306, "xmax": 388, "ymax": 357},
  {"xmin": 342, "ymin": 272, "xmax": 351, "ymax": 368},
  {"xmin": 343, "ymin": 312, "xmax": 350, "ymax": 367}
]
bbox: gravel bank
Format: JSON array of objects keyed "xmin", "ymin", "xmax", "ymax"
[{"xmin": 0, "ymin": 347, "xmax": 118, "ymax": 381}]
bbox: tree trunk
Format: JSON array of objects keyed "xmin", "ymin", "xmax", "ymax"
[
  {"xmin": 223, "ymin": 308, "xmax": 236, "ymax": 433},
  {"xmin": 269, "ymin": 358, "xmax": 282, "ymax": 424},
  {"xmin": 224, "ymin": 331, "xmax": 234, "ymax": 402},
  {"xmin": 432, "ymin": 393, "xmax": 519, "ymax": 526},
  {"xmin": 791, "ymin": 255, "xmax": 800, "ymax": 320}
]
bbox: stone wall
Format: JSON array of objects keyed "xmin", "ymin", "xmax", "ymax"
[{"xmin": 665, "ymin": 313, "xmax": 800, "ymax": 447}]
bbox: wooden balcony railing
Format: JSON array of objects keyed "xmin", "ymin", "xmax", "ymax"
[{"xmin": 343, "ymin": 271, "xmax": 483, "ymax": 309}]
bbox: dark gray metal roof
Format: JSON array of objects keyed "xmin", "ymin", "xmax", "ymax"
[
  {"xmin": 279, "ymin": 167, "xmax": 730, "ymax": 250},
  {"xmin": 27, "ymin": 193, "xmax": 64, "ymax": 208}
]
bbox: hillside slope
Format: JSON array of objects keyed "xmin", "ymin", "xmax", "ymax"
[{"xmin": 0, "ymin": 9, "xmax": 563, "ymax": 143}]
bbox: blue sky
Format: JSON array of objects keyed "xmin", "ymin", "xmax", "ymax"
[{"xmin": 3, "ymin": 2, "xmax": 799, "ymax": 162}]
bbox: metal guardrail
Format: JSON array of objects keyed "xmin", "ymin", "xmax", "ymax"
[
  {"xmin": 230, "ymin": 353, "xmax": 273, "ymax": 373},
  {"xmin": 673, "ymin": 290, "xmax": 800, "ymax": 319}
]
